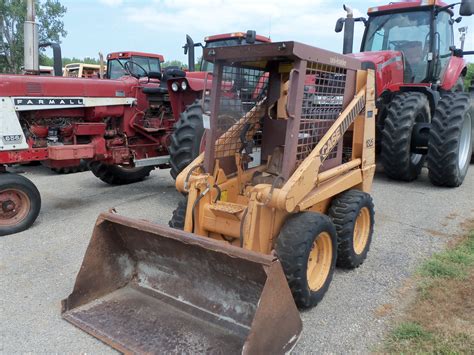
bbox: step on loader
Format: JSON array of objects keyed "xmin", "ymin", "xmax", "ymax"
[{"xmin": 62, "ymin": 41, "xmax": 377, "ymax": 353}]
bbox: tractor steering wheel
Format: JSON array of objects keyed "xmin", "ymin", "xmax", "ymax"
[
  {"xmin": 124, "ymin": 60, "xmax": 148, "ymax": 79},
  {"xmin": 388, "ymin": 40, "xmax": 409, "ymax": 51}
]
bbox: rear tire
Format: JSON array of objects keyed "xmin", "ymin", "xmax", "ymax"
[
  {"xmin": 168, "ymin": 199, "xmax": 187, "ymax": 230},
  {"xmin": 50, "ymin": 160, "xmax": 89, "ymax": 174},
  {"xmin": 275, "ymin": 212, "xmax": 337, "ymax": 309},
  {"xmin": 381, "ymin": 92, "xmax": 430, "ymax": 181},
  {"xmin": 328, "ymin": 190, "xmax": 375, "ymax": 269},
  {"xmin": 427, "ymin": 92, "xmax": 472, "ymax": 187},
  {"xmin": 0, "ymin": 174, "xmax": 41, "ymax": 236},
  {"xmin": 169, "ymin": 100, "xmax": 205, "ymax": 180},
  {"xmin": 89, "ymin": 162, "xmax": 154, "ymax": 185}
]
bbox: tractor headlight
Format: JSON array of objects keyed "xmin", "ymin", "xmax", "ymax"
[
  {"xmin": 171, "ymin": 82, "xmax": 179, "ymax": 92},
  {"xmin": 181, "ymin": 80, "xmax": 188, "ymax": 91}
]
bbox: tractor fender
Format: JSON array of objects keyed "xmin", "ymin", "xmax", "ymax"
[{"xmin": 440, "ymin": 56, "xmax": 467, "ymax": 91}]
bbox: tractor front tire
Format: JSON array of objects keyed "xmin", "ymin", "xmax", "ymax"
[
  {"xmin": 168, "ymin": 199, "xmax": 187, "ymax": 230},
  {"xmin": 328, "ymin": 190, "xmax": 375, "ymax": 269},
  {"xmin": 169, "ymin": 100, "xmax": 205, "ymax": 180},
  {"xmin": 381, "ymin": 92, "xmax": 430, "ymax": 181},
  {"xmin": 89, "ymin": 162, "xmax": 154, "ymax": 185},
  {"xmin": 275, "ymin": 212, "xmax": 337, "ymax": 309},
  {"xmin": 427, "ymin": 92, "xmax": 472, "ymax": 187},
  {"xmin": 0, "ymin": 173, "xmax": 41, "ymax": 236}
]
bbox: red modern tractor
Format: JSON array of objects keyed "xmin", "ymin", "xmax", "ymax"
[
  {"xmin": 166, "ymin": 31, "xmax": 271, "ymax": 178},
  {"xmin": 336, "ymin": 0, "xmax": 473, "ymax": 186}
]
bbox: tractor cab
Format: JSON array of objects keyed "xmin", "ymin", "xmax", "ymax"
[{"xmin": 106, "ymin": 51, "xmax": 164, "ymax": 79}]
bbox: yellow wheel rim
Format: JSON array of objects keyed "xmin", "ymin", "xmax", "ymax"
[
  {"xmin": 353, "ymin": 207, "xmax": 371, "ymax": 255},
  {"xmin": 307, "ymin": 232, "xmax": 333, "ymax": 291}
]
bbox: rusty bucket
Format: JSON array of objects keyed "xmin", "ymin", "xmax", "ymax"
[{"xmin": 62, "ymin": 212, "xmax": 302, "ymax": 354}]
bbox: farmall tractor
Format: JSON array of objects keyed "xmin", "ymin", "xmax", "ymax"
[
  {"xmin": 166, "ymin": 31, "xmax": 271, "ymax": 178},
  {"xmin": 0, "ymin": 57, "xmax": 182, "ymax": 236},
  {"xmin": 336, "ymin": 0, "xmax": 474, "ymax": 186}
]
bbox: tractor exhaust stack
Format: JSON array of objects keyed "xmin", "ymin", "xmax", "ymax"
[
  {"xmin": 62, "ymin": 212, "xmax": 302, "ymax": 353},
  {"xmin": 24, "ymin": 0, "xmax": 39, "ymax": 73}
]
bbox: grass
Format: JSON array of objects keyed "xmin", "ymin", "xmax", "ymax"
[{"xmin": 382, "ymin": 229, "xmax": 474, "ymax": 354}]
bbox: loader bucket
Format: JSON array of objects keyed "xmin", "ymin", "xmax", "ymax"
[{"xmin": 62, "ymin": 212, "xmax": 302, "ymax": 354}]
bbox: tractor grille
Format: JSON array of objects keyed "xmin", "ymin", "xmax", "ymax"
[
  {"xmin": 212, "ymin": 65, "xmax": 267, "ymax": 161},
  {"xmin": 297, "ymin": 62, "xmax": 347, "ymax": 165}
]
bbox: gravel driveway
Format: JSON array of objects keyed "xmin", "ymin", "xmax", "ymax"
[{"xmin": 1, "ymin": 165, "xmax": 473, "ymax": 353}]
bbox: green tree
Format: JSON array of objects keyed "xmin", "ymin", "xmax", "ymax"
[
  {"xmin": 464, "ymin": 62, "xmax": 473, "ymax": 91},
  {"xmin": 162, "ymin": 59, "xmax": 186, "ymax": 69},
  {"xmin": 0, "ymin": 0, "xmax": 67, "ymax": 73}
]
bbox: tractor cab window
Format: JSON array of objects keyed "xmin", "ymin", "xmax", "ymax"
[
  {"xmin": 363, "ymin": 10, "xmax": 431, "ymax": 83},
  {"xmin": 107, "ymin": 56, "xmax": 161, "ymax": 79},
  {"xmin": 130, "ymin": 56, "xmax": 161, "ymax": 75},
  {"xmin": 108, "ymin": 59, "xmax": 128, "ymax": 79},
  {"xmin": 435, "ymin": 11, "xmax": 453, "ymax": 79}
]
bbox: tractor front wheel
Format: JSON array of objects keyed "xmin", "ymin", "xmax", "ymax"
[
  {"xmin": 275, "ymin": 212, "xmax": 337, "ymax": 309},
  {"xmin": 427, "ymin": 92, "xmax": 472, "ymax": 187},
  {"xmin": 169, "ymin": 100, "xmax": 205, "ymax": 180},
  {"xmin": 0, "ymin": 173, "xmax": 41, "ymax": 236},
  {"xmin": 328, "ymin": 190, "xmax": 375, "ymax": 269},
  {"xmin": 381, "ymin": 92, "xmax": 430, "ymax": 181},
  {"xmin": 168, "ymin": 198, "xmax": 187, "ymax": 230},
  {"xmin": 89, "ymin": 162, "xmax": 154, "ymax": 185}
]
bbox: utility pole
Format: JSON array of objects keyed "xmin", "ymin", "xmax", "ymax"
[{"xmin": 24, "ymin": 0, "xmax": 39, "ymax": 73}]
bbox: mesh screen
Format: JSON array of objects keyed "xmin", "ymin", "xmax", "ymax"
[
  {"xmin": 297, "ymin": 62, "xmax": 347, "ymax": 164},
  {"xmin": 213, "ymin": 65, "xmax": 267, "ymax": 162}
]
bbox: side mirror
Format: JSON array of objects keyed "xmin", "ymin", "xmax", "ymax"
[
  {"xmin": 148, "ymin": 71, "xmax": 162, "ymax": 80},
  {"xmin": 246, "ymin": 30, "xmax": 256, "ymax": 44},
  {"xmin": 460, "ymin": 0, "xmax": 474, "ymax": 16},
  {"xmin": 335, "ymin": 18, "xmax": 345, "ymax": 32}
]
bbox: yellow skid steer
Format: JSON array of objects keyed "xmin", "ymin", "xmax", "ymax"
[{"xmin": 62, "ymin": 41, "xmax": 376, "ymax": 353}]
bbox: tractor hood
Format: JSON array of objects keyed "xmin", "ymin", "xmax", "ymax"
[
  {"xmin": 0, "ymin": 74, "xmax": 139, "ymax": 98},
  {"xmin": 346, "ymin": 50, "xmax": 405, "ymax": 97}
]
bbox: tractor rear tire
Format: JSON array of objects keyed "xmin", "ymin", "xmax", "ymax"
[
  {"xmin": 50, "ymin": 160, "xmax": 89, "ymax": 174},
  {"xmin": 427, "ymin": 92, "xmax": 472, "ymax": 187},
  {"xmin": 0, "ymin": 173, "xmax": 41, "ymax": 236},
  {"xmin": 275, "ymin": 212, "xmax": 337, "ymax": 309},
  {"xmin": 381, "ymin": 92, "xmax": 430, "ymax": 181},
  {"xmin": 89, "ymin": 162, "xmax": 154, "ymax": 185},
  {"xmin": 168, "ymin": 199, "xmax": 187, "ymax": 230},
  {"xmin": 169, "ymin": 100, "xmax": 205, "ymax": 180},
  {"xmin": 328, "ymin": 190, "xmax": 375, "ymax": 269}
]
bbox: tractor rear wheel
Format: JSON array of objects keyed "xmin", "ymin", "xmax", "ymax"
[
  {"xmin": 49, "ymin": 160, "xmax": 89, "ymax": 174},
  {"xmin": 275, "ymin": 212, "xmax": 337, "ymax": 309},
  {"xmin": 169, "ymin": 100, "xmax": 205, "ymax": 180},
  {"xmin": 168, "ymin": 199, "xmax": 187, "ymax": 230},
  {"xmin": 0, "ymin": 173, "xmax": 41, "ymax": 236},
  {"xmin": 89, "ymin": 162, "xmax": 154, "ymax": 185},
  {"xmin": 328, "ymin": 190, "xmax": 374, "ymax": 269},
  {"xmin": 381, "ymin": 92, "xmax": 430, "ymax": 181},
  {"xmin": 427, "ymin": 92, "xmax": 472, "ymax": 187}
]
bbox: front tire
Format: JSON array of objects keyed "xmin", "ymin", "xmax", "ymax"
[
  {"xmin": 427, "ymin": 92, "xmax": 472, "ymax": 187},
  {"xmin": 168, "ymin": 199, "xmax": 187, "ymax": 230},
  {"xmin": 89, "ymin": 162, "xmax": 154, "ymax": 185},
  {"xmin": 169, "ymin": 100, "xmax": 205, "ymax": 180},
  {"xmin": 275, "ymin": 212, "xmax": 337, "ymax": 309},
  {"xmin": 0, "ymin": 174, "xmax": 41, "ymax": 236},
  {"xmin": 381, "ymin": 92, "xmax": 430, "ymax": 181},
  {"xmin": 328, "ymin": 190, "xmax": 375, "ymax": 269}
]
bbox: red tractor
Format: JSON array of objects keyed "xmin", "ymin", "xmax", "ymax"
[
  {"xmin": 336, "ymin": 0, "xmax": 473, "ymax": 186},
  {"xmin": 166, "ymin": 31, "xmax": 271, "ymax": 178}
]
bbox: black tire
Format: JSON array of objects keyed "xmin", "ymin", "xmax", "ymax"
[
  {"xmin": 89, "ymin": 162, "xmax": 154, "ymax": 185},
  {"xmin": 169, "ymin": 100, "xmax": 205, "ymax": 180},
  {"xmin": 50, "ymin": 160, "xmax": 89, "ymax": 174},
  {"xmin": 168, "ymin": 199, "xmax": 187, "ymax": 230},
  {"xmin": 328, "ymin": 190, "xmax": 375, "ymax": 269},
  {"xmin": 0, "ymin": 174, "xmax": 41, "ymax": 236},
  {"xmin": 275, "ymin": 212, "xmax": 337, "ymax": 309},
  {"xmin": 381, "ymin": 92, "xmax": 430, "ymax": 181},
  {"xmin": 427, "ymin": 92, "xmax": 472, "ymax": 187}
]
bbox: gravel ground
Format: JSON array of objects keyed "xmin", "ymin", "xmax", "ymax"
[{"xmin": 0, "ymin": 164, "xmax": 473, "ymax": 353}]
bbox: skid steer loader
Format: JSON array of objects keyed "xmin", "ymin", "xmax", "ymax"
[{"xmin": 62, "ymin": 41, "xmax": 376, "ymax": 353}]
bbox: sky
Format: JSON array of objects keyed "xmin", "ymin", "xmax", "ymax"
[{"xmin": 51, "ymin": 0, "xmax": 474, "ymax": 63}]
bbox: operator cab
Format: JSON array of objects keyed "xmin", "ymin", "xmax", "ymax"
[
  {"xmin": 106, "ymin": 51, "xmax": 164, "ymax": 79},
  {"xmin": 361, "ymin": 1, "xmax": 455, "ymax": 84}
]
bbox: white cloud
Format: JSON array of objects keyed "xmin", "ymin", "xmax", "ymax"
[{"xmin": 99, "ymin": 0, "xmax": 123, "ymax": 6}]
